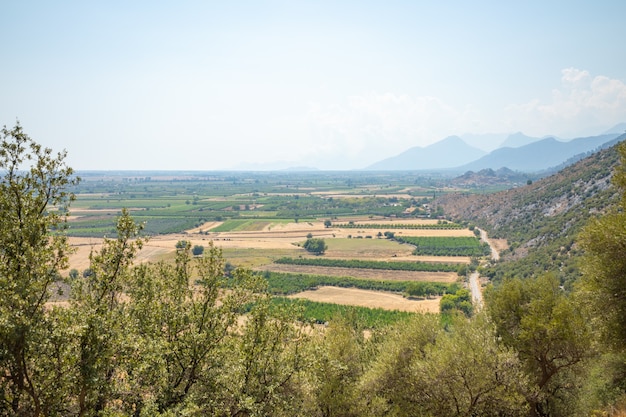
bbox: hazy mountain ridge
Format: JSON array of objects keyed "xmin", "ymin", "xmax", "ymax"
[
  {"xmin": 365, "ymin": 123, "xmax": 624, "ymax": 173},
  {"xmin": 365, "ymin": 136, "xmax": 487, "ymax": 170},
  {"xmin": 498, "ymin": 132, "xmax": 542, "ymax": 148},
  {"xmin": 436, "ymin": 135, "xmax": 626, "ymax": 284},
  {"xmin": 457, "ymin": 133, "xmax": 620, "ymax": 172}
]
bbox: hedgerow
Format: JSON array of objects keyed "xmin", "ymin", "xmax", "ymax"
[{"xmin": 273, "ymin": 257, "xmax": 459, "ymax": 272}]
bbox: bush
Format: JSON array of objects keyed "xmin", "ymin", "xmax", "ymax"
[
  {"xmin": 176, "ymin": 240, "xmax": 190, "ymax": 250},
  {"xmin": 303, "ymin": 238, "xmax": 327, "ymax": 255}
]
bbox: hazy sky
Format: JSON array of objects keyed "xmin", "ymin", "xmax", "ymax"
[{"xmin": 2, "ymin": 1, "xmax": 626, "ymax": 170}]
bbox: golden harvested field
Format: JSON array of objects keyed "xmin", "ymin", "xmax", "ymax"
[
  {"xmin": 65, "ymin": 217, "xmax": 479, "ymax": 314},
  {"xmin": 289, "ymin": 287, "xmax": 441, "ymax": 313}
]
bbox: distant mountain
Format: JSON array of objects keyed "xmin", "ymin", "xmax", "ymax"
[
  {"xmin": 460, "ymin": 133, "xmax": 508, "ymax": 152},
  {"xmin": 456, "ymin": 133, "xmax": 621, "ymax": 172},
  {"xmin": 365, "ymin": 136, "xmax": 486, "ymax": 170},
  {"xmin": 499, "ymin": 132, "xmax": 541, "ymax": 148},
  {"xmin": 603, "ymin": 122, "xmax": 626, "ymax": 135}
]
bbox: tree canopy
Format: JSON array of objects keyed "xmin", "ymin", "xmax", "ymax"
[{"xmin": 303, "ymin": 237, "xmax": 328, "ymax": 255}]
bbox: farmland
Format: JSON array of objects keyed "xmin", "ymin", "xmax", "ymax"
[{"xmin": 65, "ymin": 171, "xmax": 493, "ymax": 318}]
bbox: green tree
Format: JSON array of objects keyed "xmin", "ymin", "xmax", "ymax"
[
  {"xmin": 70, "ymin": 209, "xmax": 145, "ymax": 414},
  {"xmin": 0, "ymin": 122, "xmax": 78, "ymax": 415},
  {"xmin": 440, "ymin": 288, "xmax": 473, "ymax": 317},
  {"xmin": 312, "ymin": 312, "xmax": 370, "ymax": 417},
  {"xmin": 303, "ymin": 238, "xmax": 328, "ymax": 255},
  {"xmin": 175, "ymin": 240, "xmax": 190, "ymax": 250},
  {"xmin": 406, "ymin": 282, "xmax": 425, "ymax": 298},
  {"xmin": 192, "ymin": 244, "xmax": 204, "ymax": 256},
  {"xmin": 486, "ymin": 274, "xmax": 592, "ymax": 416},
  {"xmin": 212, "ymin": 296, "xmax": 312, "ymax": 416},
  {"xmin": 579, "ymin": 142, "xmax": 626, "ymax": 349},
  {"xmin": 122, "ymin": 241, "xmax": 266, "ymax": 413},
  {"xmin": 361, "ymin": 315, "xmax": 528, "ymax": 417},
  {"xmin": 577, "ymin": 142, "xmax": 626, "ymax": 412},
  {"xmin": 324, "ymin": 219, "xmax": 332, "ymax": 228}
]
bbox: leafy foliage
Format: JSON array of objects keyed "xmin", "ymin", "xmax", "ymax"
[
  {"xmin": 486, "ymin": 274, "xmax": 592, "ymax": 415},
  {"xmin": 192, "ymin": 244, "xmax": 204, "ymax": 256},
  {"xmin": 579, "ymin": 142, "xmax": 626, "ymax": 349},
  {"xmin": 302, "ymin": 237, "xmax": 328, "ymax": 255},
  {"xmin": 361, "ymin": 314, "xmax": 529, "ymax": 417},
  {"xmin": 0, "ymin": 122, "xmax": 78, "ymax": 415},
  {"xmin": 439, "ymin": 288, "xmax": 473, "ymax": 317}
]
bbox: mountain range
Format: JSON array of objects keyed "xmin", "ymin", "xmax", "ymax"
[
  {"xmin": 365, "ymin": 125, "xmax": 625, "ymax": 173},
  {"xmin": 366, "ymin": 136, "xmax": 487, "ymax": 170}
]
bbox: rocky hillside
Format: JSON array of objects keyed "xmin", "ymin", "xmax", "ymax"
[{"xmin": 436, "ymin": 135, "xmax": 626, "ymax": 286}]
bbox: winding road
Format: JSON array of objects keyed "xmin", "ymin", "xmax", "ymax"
[
  {"xmin": 469, "ymin": 228, "xmax": 499, "ymax": 311},
  {"xmin": 479, "ymin": 228, "xmax": 500, "ymax": 261},
  {"xmin": 469, "ymin": 271, "xmax": 483, "ymax": 309}
]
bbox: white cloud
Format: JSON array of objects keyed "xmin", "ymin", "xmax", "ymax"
[
  {"xmin": 306, "ymin": 92, "xmax": 468, "ymax": 167},
  {"xmin": 302, "ymin": 68, "xmax": 626, "ymax": 169},
  {"xmin": 505, "ymin": 68, "xmax": 626, "ymax": 137}
]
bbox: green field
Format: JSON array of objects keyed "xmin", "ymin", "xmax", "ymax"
[
  {"xmin": 271, "ymin": 298, "xmax": 415, "ymax": 328},
  {"xmin": 395, "ymin": 236, "xmax": 491, "ymax": 257},
  {"xmin": 260, "ymin": 271, "xmax": 457, "ymax": 296},
  {"xmin": 65, "ymin": 171, "xmax": 460, "ymax": 237}
]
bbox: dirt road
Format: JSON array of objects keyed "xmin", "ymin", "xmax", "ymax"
[
  {"xmin": 478, "ymin": 228, "xmax": 500, "ymax": 261},
  {"xmin": 469, "ymin": 271, "xmax": 483, "ymax": 310}
]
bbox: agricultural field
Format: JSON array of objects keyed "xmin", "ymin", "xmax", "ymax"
[{"xmin": 65, "ymin": 171, "xmax": 491, "ymax": 318}]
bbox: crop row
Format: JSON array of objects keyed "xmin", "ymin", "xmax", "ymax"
[
  {"xmin": 334, "ymin": 222, "xmax": 462, "ymax": 229},
  {"xmin": 260, "ymin": 271, "xmax": 455, "ymax": 295},
  {"xmin": 273, "ymin": 257, "xmax": 459, "ymax": 272},
  {"xmin": 271, "ymin": 298, "xmax": 415, "ymax": 328},
  {"xmin": 394, "ymin": 236, "xmax": 491, "ymax": 257}
]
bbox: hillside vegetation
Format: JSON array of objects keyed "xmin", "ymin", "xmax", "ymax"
[{"xmin": 436, "ymin": 135, "xmax": 625, "ymax": 285}]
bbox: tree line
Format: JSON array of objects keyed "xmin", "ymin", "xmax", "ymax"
[
  {"xmin": 333, "ymin": 221, "xmax": 462, "ymax": 229},
  {"xmin": 274, "ymin": 257, "xmax": 460, "ymax": 272}
]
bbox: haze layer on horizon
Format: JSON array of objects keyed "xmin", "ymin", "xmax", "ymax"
[{"xmin": 2, "ymin": 1, "xmax": 626, "ymax": 170}]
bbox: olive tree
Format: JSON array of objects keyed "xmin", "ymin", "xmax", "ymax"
[
  {"xmin": 303, "ymin": 238, "xmax": 327, "ymax": 255},
  {"xmin": 0, "ymin": 122, "xmax": 78, "ymax": 415}
]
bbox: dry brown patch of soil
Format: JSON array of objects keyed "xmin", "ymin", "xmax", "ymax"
[
  {"xmin": 289, "ymin": 286, "xmax": 441, "ymax": 313},
  {"xmin": 260, "ymin": 264, "xmax": 457, "ymax": 283},
  {"xmin": 67, "ymin": 236, "xmax": 176, "ymax": 272},
  {"xmin": 185, "ymin": 221, "xmax": 223, "ymax": 234},
  {"xmin": 490, "ymin": 238, "xmax": 509, "ymax": 253}
]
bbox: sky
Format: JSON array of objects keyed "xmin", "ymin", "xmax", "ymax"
[{"xmin": 2, "ymin": 1, "xmax": 626, "ymax": 170}]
